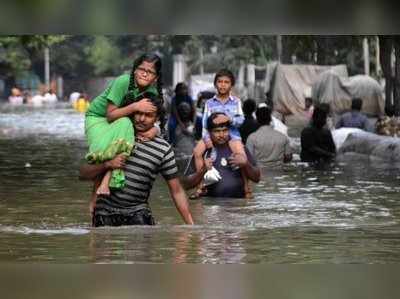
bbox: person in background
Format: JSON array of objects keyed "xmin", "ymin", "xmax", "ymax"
[
  {"xmin": 8, "ymin": 87, "xmax": 24, "ymax": 105},
  {"xmin": 194, "ymin": 91, "xmax": 215, "ymax": 140},
  {"xmin": 301, "ymin": 104, "xmax": 336, "ymax": 163},
  {"xmin": 239, "ymin": 98, "xmax": 260, "ymax": 144},
  {"xmin": 168, "ymin": 82, "xmax": 195, "ymax": 146},
  {"xmin": 335, "ymin": 98, "xmax": 369, "ymax": 131},
  {"xmin": 304, "ymin": 97, "xmax": 314, "ymax": 119},
  {"xmin": 247, "ymin": 103, "xmax": 292, "ymax": 168},
  {"xmin": 375, "ymin": 105, "xmax": 400, "ymax": 137},
  {"xmin": 44, "ymin": 88, "xmax": 58, "ymax": 104}
]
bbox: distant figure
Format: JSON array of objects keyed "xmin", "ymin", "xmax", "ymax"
[
  {"xmin": 30, "ymin": 90, "xmax": 46, "ymax": 106},
  {"xmin": 69, "ymin": 91, "xmax": 81, "ymax": 105},
  {"xmin": 301, "ymin": 105, "xmax": 336, "ymax": 163},
  {"xmin": 239, "ymin": 99, "xmax": 260, "ymax": 144},
  {"xmin": 194, "ymin": 91, "xmax": 215, "ymax": 140},
  {"xmin": 375, "ymin": 105, "xmax": 400, "ymax": 137},
  {"xmin": 335, "ymin": 98, "xmax": 369, "ymax": 130},
  {"xmin": 8, "ymin": 87, "xmax": 24, "ymax": 105},
  {"xmin": 304, "ymin": 97, "xmax": 314, "ymax": 119},
  {"xmin": 174, "ymin": 102, "xmax": 196, "ymax": 156},
  {"xmin": 168, "ymin": 82, "xmax": 195, "ymax": 146},
  {"xmin": 44, "ymin": 89, "xmax": 58, "ymax": 104},
  {"xmin": 247, "ymin": 103, "xmax": 292, "ymax": 168},
  {"xmin": 182, "ymin": 112, "xmax": 260, "ymax": 198}
]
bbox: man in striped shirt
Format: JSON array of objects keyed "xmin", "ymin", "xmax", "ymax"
[{"xmin": 80, "ymin": 94, "xmax": 194, "ymax": 227}]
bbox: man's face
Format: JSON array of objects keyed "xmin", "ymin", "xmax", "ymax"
[
  {"xmin": 134, "ymin": 61, "xmax": 158, "ymax": 88},
  {"xmin": 215, "ymin": 76, "xmax": 232, "ymax": 96},
  {"xmin": 210, "ymin": 126, "xmax": 230, "ymax": 145},
  {"xmin": 133, "ymin": 99, "xmax": 158, "ymax": 132}
]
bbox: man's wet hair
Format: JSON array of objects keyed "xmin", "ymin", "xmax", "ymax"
[
  {"xmin": 207, "ymin": 112, "xmax": 231, "ymax": 131},
  {"xmin": 214, "ymin": 69, "xmax": 235, "ymax": 86},
  {"xmin": 243, "ymin": 99, "xmax": 257, "ymax": 116},
  {"xmin": 351, "ymin": 98, "xmax": 363, "ymax": 111},
  {"xmin": 256, "ymin": 104, "xmax": 272, "ymax": 126}
]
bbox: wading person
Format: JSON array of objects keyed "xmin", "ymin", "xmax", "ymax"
[
  {"xmin": 301, "ymin": 104, "xmax": 336, "ymax": 163},
  {"xmin": 182, "ymin": 112, "xmax": 260, "ymax": 198},
  {"xmin": 192, "ymin": 69, "xmax": 252, "ymax": 198},
  {"xmin": 80, "ymin": 93, "xmax": 194, "ymax": 227},
  {"xmin": 85, "ymin": 53, "xmax": 163, "ymax": 200},
  {"xmin": 246, "ymin": 103, "xmax": 292, "ymax": 168}
]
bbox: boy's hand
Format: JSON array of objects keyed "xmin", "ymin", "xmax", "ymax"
[
  {"xmin": 214, "ymin": 114, "xmax": 230, "ymax": 125},
  {"xmin": 228, "ymin": 153, "xmax": 247, "ymax": 168}
]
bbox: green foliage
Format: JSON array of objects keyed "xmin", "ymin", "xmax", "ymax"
[{"xmin": 85, "ymin": 36, "xmax": 122, "ymax": 76}]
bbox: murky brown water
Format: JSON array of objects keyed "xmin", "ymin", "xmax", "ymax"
[{"xmin": 1, "ymin": 104, "xmax": 400, "ymax": 263}]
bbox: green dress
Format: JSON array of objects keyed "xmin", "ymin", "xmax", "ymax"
[{"xmin": 85, "ymin": 74, "xmax": 158, "ymax": 188}]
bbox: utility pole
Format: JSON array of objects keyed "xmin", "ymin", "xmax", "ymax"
[
  {"xmin": 44, "ymin": 47, "xmax": 50, "ymax": 88},
  {"xmin": 276, "ymin": 35, "xmax": 282, "ymax": 62}
]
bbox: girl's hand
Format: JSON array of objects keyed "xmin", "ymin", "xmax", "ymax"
[
  {"xmin": 137, "ymin": 126, "xmax": 158, "ymax": 141},
  {"xmin": 131, "ymin": 99, "xmax": 156, "ymax": 113}
]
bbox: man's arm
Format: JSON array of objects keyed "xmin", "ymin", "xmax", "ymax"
[
  {"xmin": 79, "ymin": 154, "xmax": 127, "ymax": 181},
  {"xmin": 166, "ymin": 178, "xmax": 194, "ymax": 225},
  {"xmin": 180, "ymin": 158, "xmax": 212, "ymax": 189}
]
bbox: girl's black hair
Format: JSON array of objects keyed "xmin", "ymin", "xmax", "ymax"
[
  {"xmin": 135, "ymin": 92, "xmax": 166, "ymax": 135},
  {"xmin": 126, "ymin": 53, "xmax": 164, "ymax": 103}
]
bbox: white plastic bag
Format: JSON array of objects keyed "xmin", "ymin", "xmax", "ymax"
[{"xmin": 203, "ymin": 167, "xmax": 222, "ymax": 186}]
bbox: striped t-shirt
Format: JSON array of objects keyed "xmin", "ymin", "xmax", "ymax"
[{"xmin": 94, "ymin": 136, "xmax": 179, "ymax": 216}]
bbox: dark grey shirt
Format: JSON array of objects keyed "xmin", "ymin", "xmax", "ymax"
[
  {"xmin": 186, "ymin": 145, "xmax": 257, "ymax": 198},
  {"xmin": 95, "ymin": 136, "xmax": 178, "ymax": 216}
]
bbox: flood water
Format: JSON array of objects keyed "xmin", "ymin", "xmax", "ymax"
[{"xmin": 1, "ymin": 103, "xmax": 400, "ymax": 263}]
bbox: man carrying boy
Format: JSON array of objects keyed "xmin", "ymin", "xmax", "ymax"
[{"xmin": 192, "ymin": 69, "xmax": 252, "ymax": 198}]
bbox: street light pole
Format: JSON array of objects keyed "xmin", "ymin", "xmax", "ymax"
[{"xmin": 44, "ymin": 47, "xmax": 50, "ymax": 88}]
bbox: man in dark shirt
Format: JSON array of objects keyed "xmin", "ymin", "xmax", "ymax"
[
  {"xmin": 182, "ymin": 112, "xmax": 260, "ymax": 198},
  {"xmin": 301, "ymin": 105, "xmax": 336, "ymax": 163},
  {"xmin": 239, "ymin": 98, "xmax": 260, "ymax": 144}
]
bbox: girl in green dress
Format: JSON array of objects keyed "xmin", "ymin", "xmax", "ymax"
[{"xmin": 85, "ymin": 53, "xmax": 163, "ymax": 199}]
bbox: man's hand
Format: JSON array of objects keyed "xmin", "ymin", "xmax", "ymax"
[
  {"xmin": 203, "ymin": 157, "xmax": 213, "ymax": 170},
  {"xmin": 105, "ymin": 154, "xmax": 127, "ymax": 170},
  {"xmin": 228, "ymin": 153, "xmax": 248, "ymax": 168}
]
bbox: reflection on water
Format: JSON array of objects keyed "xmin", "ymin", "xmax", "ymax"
[{"xmin": 1, "ymin": 104, "xmax": 400, "ymax": 263}]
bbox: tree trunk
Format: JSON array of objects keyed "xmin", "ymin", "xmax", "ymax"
[
  {"xmin": 379, "ymin": 36, "xmax": 394, "ymax": 112},
  {"xmin": 315, "ymin": 36, "xmax": 328, "ymax": 65},
  {"xmin": 394, "ymin": 37, "xmax": 400, "ymax": 116}
]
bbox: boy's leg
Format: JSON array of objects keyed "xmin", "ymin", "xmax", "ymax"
[
  {"xmin": 228, "ymin": 140, "xmax": 252, "ymax": 199},
  {"xmin": 96, "ymin": 170, "xmax": 112, "ymax": 195}
]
